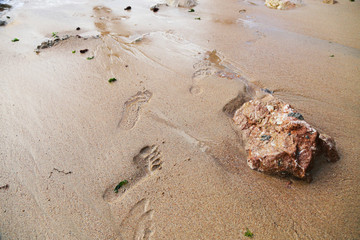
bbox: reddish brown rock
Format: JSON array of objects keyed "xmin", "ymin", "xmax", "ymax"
[{"xmin": 233, "ymin": 95, "xmax": 339, "ymax": 180}]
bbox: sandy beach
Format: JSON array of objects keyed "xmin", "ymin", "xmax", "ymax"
[{"xmin": 1, "ymin": 0, "xmax": 359, "ymax": 239}]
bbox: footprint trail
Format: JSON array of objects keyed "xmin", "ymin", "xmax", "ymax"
[{"xmin": 103, "ymin": 145, "xmax": 162, "ymax": 203}]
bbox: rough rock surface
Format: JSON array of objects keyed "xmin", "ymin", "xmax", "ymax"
[
  {"xmin": 233, "ymin": 95, "xmax": 339, "ymax": 180},
  {"xmin": 265, "ymin": 0, "xmax": 301, "ymax": 10}
]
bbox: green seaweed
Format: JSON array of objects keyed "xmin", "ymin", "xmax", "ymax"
[
  {"xmin": 330, "ymin": 55, "xmax": 334, "ymax": 57},
  {"xmin": 245, "ymin": 228, "xmax": 254, "ymax": 238},
  {"xmin": 114, "ymin": 180, "xmax": 128, "ymax": 193},
  {"xmin": 108, "ymin": 78, "xmax": 117, "ymax": 83},
  {"xmin": 195, "ymin": 17, "xmax": 201, "ymax": 20},
  {"xmin": 11, "ymin": 38, "xmax": 19, "ymax": 42},
  {"xmin": 87, "ymin": 56, "xmax": 94, "ymax": 60},
  {"xmin": 72, "ymin": 50, "xmax": 76, "ymax": 53},
  {"xmin": 52, "ymin": 32, "xmax": 58, "ymax": 38},
  {"xmin": 189, "ymin": 8, "xmax": 195, "ymax": 12}
]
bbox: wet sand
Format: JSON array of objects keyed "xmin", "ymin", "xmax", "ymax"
[{"xmin": 0, "ymin": 0, "xmax": 359, "ymax": 239}]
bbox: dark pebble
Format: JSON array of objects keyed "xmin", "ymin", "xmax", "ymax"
[
  {"xmin": 262, "ymin": 88, "xmax": 273, "ymax": 94},
  {"xmin": 124, "ymin": 6, "xmax": 131, "ymax": 10},
  {"xmin": 152, "ymin": 7, "xmax": 159, "ymax": 12},
  {"xmin": 0, "ymin": 20, "xmax": 6, "ymax": 26},
  {"xmin": 76, "ymin": 27, "xmax": 80, "ymax": 30},
  {"xmin": 80, "ymin": 49, "xmax": 88, "ymax": 54},
  {"xmin": 0, "ymin": 184, "xmax": 9, "ymax": 190}
]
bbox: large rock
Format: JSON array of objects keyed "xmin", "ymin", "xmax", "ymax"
[{"xmin": 233, "ymin": 95, "xmax": 339, "ymax": 180}]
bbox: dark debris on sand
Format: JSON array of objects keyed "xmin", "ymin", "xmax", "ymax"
[
  {"xmin": 0, "ymin": 184, "xmax": 9, "ymax": 190},
  {"xmin": 0, "ymin": 3, "xmax": 12, "ymax": 12}
]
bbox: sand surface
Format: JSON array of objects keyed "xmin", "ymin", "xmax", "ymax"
[{"xmin": 0, "ymin": 0, "xmax": 359, "ymax": 239}]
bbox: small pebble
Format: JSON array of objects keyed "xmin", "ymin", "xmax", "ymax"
[
  {"xmin": 76, "ymin": 27, "xmax": 81, "ymax": 30},
  {"xmin": 124, "ymin": 6, "xmax": 131, "ymax": 11}
]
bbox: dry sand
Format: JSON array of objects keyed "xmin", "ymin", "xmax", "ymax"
[{"xmin": 0, "ymin": 0, "xmax": 359, "ymax": 239}]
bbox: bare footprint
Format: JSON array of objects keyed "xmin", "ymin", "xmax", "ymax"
[
  {"xmin": 118, "ymin": 90, "xmax": 153, "ymax": 130},
  {"xmin": 190, "ymin": 50, "xmax": 262, "ymax": 99},
  {"xmin": 93, "ymin": 5, "xmax": 129, "ymax": 35},
  {"xmin": 119, "ymin": 198, "xmax": 155, "ymax": 240},
  {"xmin": 93, "ymin": 6, "xmax": 113, "ymax": 33},
  {"xmin": 189, "ymin": 85, "xmax": 203, "ymax": 95},
  {"xmin": 103, "ymin": 145, "xmax": 162, "ymax": 203}
]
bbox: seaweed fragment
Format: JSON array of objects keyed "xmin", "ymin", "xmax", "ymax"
[
  {"xmin": 189, "ymin": 8, "xmax": 195, "ymax": 12},
  {"xmin": 87, "ymin": 56, "xmax": 94, "ymax": 60},
  {"xmin": 244, "ymin": 228, "xmax": 254, "ymax": 238},
  {"xmin": 195, "ymin": 17, "xmax": 201, "ymax": 20},
  {"xmin": 114, "ymin": 180, "xmax": 128, "ymax": 193},
  {"xmin": 11, "ymin": 38, "xmax": 19, "ymax": 42},
  {"xmin": 108, "ymin": 78, "xmax": 117, "ymax": 83}
]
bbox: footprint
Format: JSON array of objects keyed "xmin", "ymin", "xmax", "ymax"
[
  {"xmin": 190, "ymin": 50, "xmax": 259, "ymax": 99},
  {"xmin": 93, "ymin": 6, "xmax": 113, "ymax": 34},
  {"xmin": 93, "ymin": 5, "xmax": 129, "ymax": 35},
  {"xmin": 133, "ymin": 145, "xmax": 162, "ymax": 174},
  {"xmin": 103, "ymin": 145, "xmax": 162, "ymax": 203},
  {"xmin": 118, "ymin": 90, "xmax": 153, "ymax": 130},
  {"xmin": 246, "ymin": 30, "xmax": 266, "ymax": 44},
  {"xmin": 189, "ymin": 85, "xmax": 203, "ymax": 95},
  {"xmin": 119, "ymin": 198, "xmax": 155, "ymax": 240}
]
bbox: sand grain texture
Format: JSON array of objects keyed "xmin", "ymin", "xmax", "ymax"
[{"xmin": 0, "ymin": 0, "xmax": 359, "ymax": 239}]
